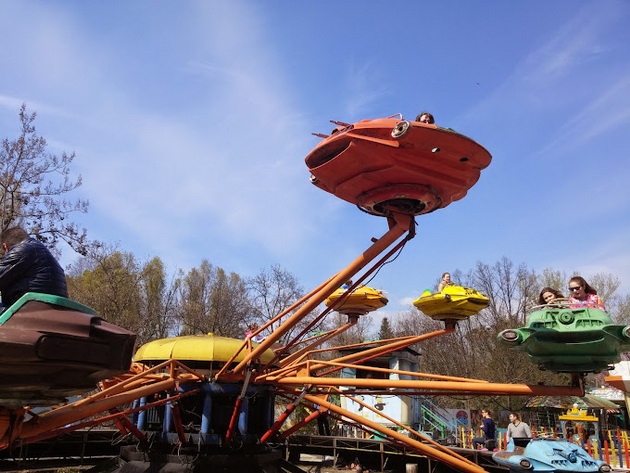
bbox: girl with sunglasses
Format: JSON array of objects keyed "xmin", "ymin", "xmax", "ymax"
[{"xmin": 567, "ymin": 276, "xmax": 606, "ymax": 310}]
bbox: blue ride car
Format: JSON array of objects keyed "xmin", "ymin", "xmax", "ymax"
[{"xmin": 492, "ymin": 437, "xmax": 610, "ymax": 473}]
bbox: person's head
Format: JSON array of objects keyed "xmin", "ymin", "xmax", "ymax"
[
  {"xmin": 481, "ymin": 409, "xmax": 491, "ymax": 418},
  {"xmin": 442, "ymin": 272, "xmax": 451, "ymax": 283},
  {"xmin": 568, "ymin": 276, "xmax": 597, "ymax": 300},
  {"xmin": 538, "ymin": 287, "xmax": 564, "ymax": 305},
  {"xmin": 509, "ymin": 412, "xmax": 520, "ymax": 423},
  {"xmin": 416, "ymin": 112, "xmax": 435, "ymax": 124},
  {"xmin": 0, "ymin": 227, "xmax": 29, "ymax": 254}
]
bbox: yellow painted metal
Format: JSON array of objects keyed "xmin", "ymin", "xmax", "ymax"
[
  {"xmin": 134, "ymin": 334, "xmax": 276, "ymax": 365},
  {"xmin": 413, "ymin": 286, "xmax": 489, "ymax": 320},
  {"xmin": 559, "ymin": 406, "xmax": 599, "ymax": 422},
  {"xmin": 325, "ymin": 285, "xmax": 388, "ymax": 314}
]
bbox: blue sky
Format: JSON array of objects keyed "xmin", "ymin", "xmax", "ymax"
[{"xmin": 1, "ymin": 1, "xmax": 629, "ymax": 321}]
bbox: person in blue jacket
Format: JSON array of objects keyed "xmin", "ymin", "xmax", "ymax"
[
  {"xmin": 472, "ymin": 409, "xmax": 496, "ymax": 450},
  {"xmin": 0, "ymin": 226, "xmax": 68, "ymax": 310}
]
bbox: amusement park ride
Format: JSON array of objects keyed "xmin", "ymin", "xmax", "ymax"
[{"xmin": 0, "ymin": 115, "xmax": 628, "ymax": 473}]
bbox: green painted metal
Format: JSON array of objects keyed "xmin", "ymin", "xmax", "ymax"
[
  {"xmin": 498, "ymin": 306, "xmax": 630, "ymax": 373},
  {"xmin": 420, "ymin": 404, "xmax": 448, "ymax": 437},
  {"xmin": 0, "ymin": 292, "xmax": 97, "ymax": 325}
]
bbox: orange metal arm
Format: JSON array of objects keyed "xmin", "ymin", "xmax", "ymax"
[
  {"xmin": 275, "ymin": 234, "xmax": 411, "ymax": 360},
  {"xmin": 336, "ymin": 389, "xmax": 475, "ymax": 466},
  {"xmin": 215, "ymin": 275, "xmax": 339, "ymax": 379},
  {"xmin": 2, "ymin": 377, "xmax": 178, "ymax": 447},
  {"xmin": 231, "ymin": 212, "xmax": 413, "ymax": 374},
  {"xmin": 2, "ymin": 360, "xmax": 205, "ymax": 449},
  {"xmin": 308, "ymin": 328, "xmax": 455, "ymax": 375},
  {"xmin": 302, "ymin": 394, "xmax": 487, "ymax": 473},
  {"xmin": 277, "ymin": 377, "xmax": 584, "ymax": 396},
  {"xmin": 277, "ymin": 409, "xmax": 321, "ymax": 440},
  {"xmin": 273, "ymin": 360, "xmax": 489, "ymax": 384},
  {"xmin": 276, "ymin": 321, "xmax": 356, "ymax": 367}
]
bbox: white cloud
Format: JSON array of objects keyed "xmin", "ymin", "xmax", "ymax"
[
  {"xmin": 537, "ymin": 74, "xmax": 630, "ymax": 155},
  {"xmin": 520, "ymin": 3, "xmax": 618, "ymax": 86},
  {"xmin": 343, "ymin": 60, "xmax": 392, "ymax": 118},
  {"xmin": 3, "ymin": 1, "xmax": 343, "ymax": 269},
  {"xmin": 0, "ymin": 95, "xmax": 26, "ymax": 111},
  {"xmin": 3, "ymin": 0, "xmax": 630, "ymax": 307}
]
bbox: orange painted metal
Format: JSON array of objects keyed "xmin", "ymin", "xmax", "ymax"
[
  {"xmin": 306, "ymin": 118, "xmax": 492, "ymax": 216},
  {"xmin": 280, "ymin": 360, "xmax": 489, "ymax": 385},
  {"xmin": 256, "ymin": 330, "xmax": 455, "ymax": 382},
  {"xmin": 302, "ymin": 393, "xmax": 487, "ymax": 473},
  {"xmin": 0, "ymin": 360, "xmax": 205, "ymax": 448},
  {"xmin": 259, "ymin": 390, "xmax": 308, "ymax": 443},
  {"xmin": 111, "ymin": 409, "xmax": 146, "ymax": 442},
  {"xmin": 169, "ymin": 400, "xmax": 187, "ymax": 444},
  {"xmin": 277, "ymin": 321, "xmax": 356, "ymax": 367},
  {"xmin": 214, "ymin": 275, "xmax": 338, "ymax": 379},
  {"xmin": 312, "ymin": 329, "xmax": 455, "ymax": 375},
  {"xmin": 231, "ymin": 211, "xmax": 413, "ymax": 374},
  {"xmin": 21, "ymin": 388, "xmax": 201, "ymax": 447},
  {"xmin": 336, "ymin": 389, "xmax": 475, "ymax": 464},
  {"xmin": 261, "ymin": 234, "xmax": 414, "ymax": 370},
  {"xmin": 277, "ymin": 376, "xmax": 584, "ymax": 397},
  {"xmin": 277, "ymin": 409, "xmax": 320, "ymax": 440}
]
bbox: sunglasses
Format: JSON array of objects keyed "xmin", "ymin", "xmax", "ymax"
[{"xmin": 569, "ymin": 286, "xmax": 582, "ymax": 292}]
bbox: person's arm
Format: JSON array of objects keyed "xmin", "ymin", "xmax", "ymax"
[
  {"xmin": 506, "ymin": 424, "xmax": 512, "ymax": 440},
  {"xmin": 524, "ymin": 422, "xmax": 532, "ymax": 438}
]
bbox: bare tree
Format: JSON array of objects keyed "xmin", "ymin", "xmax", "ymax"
[
  {"xmin": 0, "ymin": 104, "xmax": 89, "ymax": 253},
  {"xmin": 138, "ymin": 257, "xmax": 180, "ymax": 343},
  {"xmin": 246, "ymin": 265, "xmax": 314, "ymax": 342},
  {"xmin": 323, "ymin": 311, "xmax": 372, "ymax": 347},
  {"xmin": 176, "ymin": 260, "xmax": 250, "ymax": 338},
  {"xmin": 468, "ymin": 257, "xmax": 537, "ymax": 326},
  {"xmin": 67, "ymin": 248, "xmax": 179, "ymax": 345},
  {"xmin": 393, "ymin": 308, "xmax": 480, "ymax": 380},
  {"xmin": 67, "ymin": 249, "xmax": 142, "ymax": 332},
  {"xmin": 537, "ymin": 268, "xmax": 568, "ymax": 295},
  {"xmin": 584, "ymin": 272, "xmax": 621, "ymax": 313},
  {"xmin": 616, "ymin": 294, "xmax": 630, "ymax": 324}
]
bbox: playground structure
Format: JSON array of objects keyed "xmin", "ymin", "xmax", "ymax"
[{"xmin": 0, "ymin": 116, "xmax": 615, "ymax": 473}]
